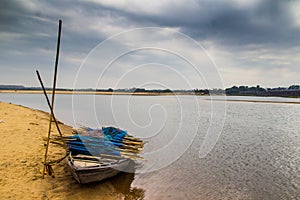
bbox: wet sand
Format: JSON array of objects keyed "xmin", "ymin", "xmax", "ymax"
[{"xmin": 0, "ymin": 102, "xmax": 138, "ymax": 199}]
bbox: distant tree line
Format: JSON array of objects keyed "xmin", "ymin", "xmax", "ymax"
[
  {"xmin": 1, "ymin": 84, "xmax": 300, "ymax": 97},
  {"xmin": 225, "ymin": 85, "xmax": 300, "ymax": 97},
  {"xmin": 114, "ymin": 88, "xmax": 173, "ymax": 93},
  {"xmin": 96, "ymin": 88, "xmax": 113, "ymax": 92},
  {"xmin": 225, "ymin": 85, "xmax": 266, "ymax": 95}
]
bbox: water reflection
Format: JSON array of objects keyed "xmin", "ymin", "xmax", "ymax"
[{"xmin": 110, "ymin": 163, "xmax": 145, "ymax": 200}]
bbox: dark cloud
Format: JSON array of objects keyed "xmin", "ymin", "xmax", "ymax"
[
  {"xmin": 86, "ymin": 0, "xmax": 300, "ymax": 48},
  {"xmin": 196, "ymin": 0, "xmax": 300, "ymax": 47},
  {"xmin": 5, "ymin": 0, "xmax": 297, "ymax": 54},
  {"xmin": 0, "ymin": 0, "xmax": 299, "ymax": 87},
  {"xmin": 0, "ymin": 0, "xmax": 109, "ymax": 53}
]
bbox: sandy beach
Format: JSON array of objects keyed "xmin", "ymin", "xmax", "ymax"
[{"xmin": 0, "ymin": 102, "xmax": 135, "ymax": 200}]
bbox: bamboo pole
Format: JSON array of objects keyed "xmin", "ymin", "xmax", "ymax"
[
  {"xmin": 36, "ymin": 70, "xmax": 64, "ymax": 139},
  {"xmin": 41, "ymin": 19, "xmax": 62, "ymax": 178}
]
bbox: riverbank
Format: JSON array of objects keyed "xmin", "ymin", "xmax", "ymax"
[
  {"xmin": 1, "ymin": 89, "xmax": 300, "ymax": 98},
  {"xmin": 210, "ymin": 99, "xmax": 300, "ymax": 104},
  {"xmin": 0, "ymin": 90, "xmax": 177, "ymax": 96},
  {"xmin": 0, "ymin": 102, "xmax": 132, "ymax": 199}
]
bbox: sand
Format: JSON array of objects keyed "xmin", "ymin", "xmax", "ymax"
[{"xmin": 0, "ymin": 102, "xmax": 132, "ymax": 200}]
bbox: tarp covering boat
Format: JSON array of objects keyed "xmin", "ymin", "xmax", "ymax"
[{"xmin": 65, "ymin": 126, "xmax": 145, "ymax": 183}]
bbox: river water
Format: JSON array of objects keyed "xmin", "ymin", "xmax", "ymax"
[{"xmin": 1, "ymin": 93, "xmax": 299, "ymax": 199}]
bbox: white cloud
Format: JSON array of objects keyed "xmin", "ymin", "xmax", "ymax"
[{"xmin": 1, "ymin": 0, "xmax": 300, "ymax": 88}]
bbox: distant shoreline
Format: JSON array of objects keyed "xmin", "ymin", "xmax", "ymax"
[
  {"xmin": 210, "ymin": 99, "xmax": 300, "ymax": 104},
  {"xmin": 1, "ymin": 90, "xmax": 300, "ymax": 101},
  {"xmin": 0, "ymin": 90, "xmax": 168, "ymax": 95},
  {"xmin": 0, "ymin": 90, "xmax": 189, "ymax": 96}
]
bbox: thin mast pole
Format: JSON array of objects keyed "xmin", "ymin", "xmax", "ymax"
[
  {"xmin": 42, "ymin": 19, "xmax": 62, "ymax": 178},
  {"xmin": 51, "ymin": 19, "xmax": 62, "ymax": 110}
]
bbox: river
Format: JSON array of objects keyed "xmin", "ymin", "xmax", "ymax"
[{"xmin": 0, "ymin": 93, "xmax": 299, "ymax": 199}]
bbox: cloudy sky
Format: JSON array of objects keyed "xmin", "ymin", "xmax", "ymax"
[{"xmin": 1, "ymin": 0, "xmax": 300, "ymax": 89}]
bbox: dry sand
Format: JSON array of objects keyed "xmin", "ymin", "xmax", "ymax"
[{"xmin": 0, "ymin": 102, "xmax": 135, "ymax": 200}]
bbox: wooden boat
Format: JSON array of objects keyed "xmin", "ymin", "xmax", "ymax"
[
  {"xmin": 66, "ymin": 153, "xmax": 132, "ymax": 184},
  {"xmin": 65, "ymin": 127, "xmax": 144, "ymax": 184}
]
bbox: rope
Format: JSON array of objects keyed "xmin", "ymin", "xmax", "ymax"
[{"xmin": 41, "ymin": 153, "xmax": 68, "ymax": 178}]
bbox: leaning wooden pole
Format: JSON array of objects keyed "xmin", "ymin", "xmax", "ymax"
[
  {"xmin": 36, "ymin": 70, "xmax": 64, "ymax": 139},
  {"xmin": 42, "ymin": 19, "xmax": 62, "ymax": 178},
  {"xmin": 37, "ymin": 70, "xmax": 66, "ymax": 177},
  {"xmin": 51, "ymin": 19, "xmax": 62, "ymax": 110}
]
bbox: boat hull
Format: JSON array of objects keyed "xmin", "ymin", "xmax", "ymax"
[{"xmin": 66, "ymin": 156, "xmax": 131, "ymax": 184}]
